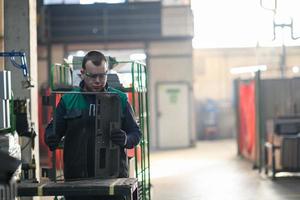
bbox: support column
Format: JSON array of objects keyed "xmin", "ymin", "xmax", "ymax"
[
  {"xmin": 0, "ymin": 0, "xmax": 3, "ymax": 70},
  {"xmin": 4, "ymin": 0, "xmax": 40, "ymax": 181}
]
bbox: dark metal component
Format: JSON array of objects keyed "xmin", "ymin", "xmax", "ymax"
[
  {"xmin": 279, "ymin": 44, "xmax": 286, "ymax": 78},
  {"xmin": 94, "ymin": 93, "xmax": 122, "ymax": 178},
  {"xmin": 0, "ymin": 151, "xmax": 20, "ymax": 200},
  {"xmin": 17, "ymin": 178, "xmax": 138, "ymax": 200},
  {"xmin": 281, "ymin": 136, "xmax": 300, "ymax": 169},
  {"xmin": 274, "ymin": 117, "xmax": 300, "ymax": 135},
  {"xmin": 234, "ymin": 79, "xmax": 241, "ymax": 156},
  {"xmin": 0, "ymin": 151, "xmax": 21, "ymax": 184},
  {"xmin": 255, "ymin": 71, "xmax": 264, "ymax": 171},
  {"xmin": 13, "ymin": 99, "xmax": 31, "ymax": 136},
  {"xmin": 0, "ymin": 181, "xmax": 17, "ymax": 200},
  {"xmin": 21, "ymin": 155, "xmax": 38, "ymax": 183},
  {"xmin": 50, "ymin": 151, "xmax": 57, "ymax": 182}
]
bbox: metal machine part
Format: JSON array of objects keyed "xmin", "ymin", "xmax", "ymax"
[
  {"xmin": 274, "ymin": 116, "xmax": 300, "ymax": 135},
  {"xmin": 95, "ymin": 93, "xmax": 122, "ymax": 178},
  {"xmin": 11, "ymin": 98, "xmax": 37, "ymax": 182},
  {"xmin": 0, "ymin": 150, "xmax": 21, "ymax": 200},
  {"xmin": 14, "ymin": 99, "xmax": 31, "ymax": 136},
  {"xmin": 0, "ymin": 51, "xmax": 33, "ymax": 89}
]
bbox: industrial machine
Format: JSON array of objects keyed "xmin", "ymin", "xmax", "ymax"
[
  {"xmin": 0, "ymin": 51, "xmax": 36, "ymax": 199},
  {"xmin": 264, "ymin": 116, "xmax": 300, "ymax": 179}
]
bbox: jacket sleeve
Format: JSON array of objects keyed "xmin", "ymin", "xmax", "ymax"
[
  {"xmin": 122, "ymin": 101, "xmax": 142, "ymax": 149},
  {"xmin": 44, "ymin": 98, "xmax": 67, "ymax": 147}
]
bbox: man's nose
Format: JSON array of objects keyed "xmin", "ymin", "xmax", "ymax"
[{"xmin": 95, "ymin": 75, "xmax": 101, "ymax": 82}]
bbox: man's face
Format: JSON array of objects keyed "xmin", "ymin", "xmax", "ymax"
[{"xmin": 81, "ymin": 60, "xmax": 108, "ymax": 92}]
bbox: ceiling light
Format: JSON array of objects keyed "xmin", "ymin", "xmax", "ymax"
[
  {"xmin": 230, "ymin": 65, "xmax": 267, "ymax": 74},
  {"xmin": 292, "ymin": 66, "xmax": 300, "ymax": 73}
]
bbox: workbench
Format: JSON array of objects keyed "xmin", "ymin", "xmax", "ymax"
[{"xmin": 17, "ymin": 178, "xmax": 138, "ymax": 200}]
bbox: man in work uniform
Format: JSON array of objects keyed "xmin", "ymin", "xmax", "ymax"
[{"xmin": 45, "ymin": 50, "xmax": 141, "ymax": 199}]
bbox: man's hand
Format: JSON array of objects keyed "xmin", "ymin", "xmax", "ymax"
[
  {"xmin": 47, "ymin": 135, "xmax": 60, "ymax": 151},
  {"xmin": 45, "ymin": 122, "xmax": 60, "ymax": 151},
  {"xmin": 110, "ymin": 129, "xmax": 127, "ymax": 147}
]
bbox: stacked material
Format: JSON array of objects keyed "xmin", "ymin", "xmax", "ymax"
[
  {"xmin": 51, "ymin": 63, "xmax": 73, "ymax": 91},
  {"xmin": 0, "ymin": 70, "xmax": 11, "ymax": 130}
]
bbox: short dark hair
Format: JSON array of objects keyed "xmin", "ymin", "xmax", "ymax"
[{"xmin": 82, "ymin": 50, "xmax": 107, "ymax": 69}]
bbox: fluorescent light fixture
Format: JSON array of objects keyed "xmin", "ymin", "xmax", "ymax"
[
  {"xmin": 129, "ymin": 53, "xmax": 146, "ymax": 61},
  {"xmin": 292, "ymin": 66, "xmax": 300, "ymax": 73},
  {"xmin": 67, "ymin": 55, "xmax": 73, "ymax": 63},
  {"xmin": 230, "ymin": 65, "xmax": 267, "ymax": 74},
  {"xmin": 76, "ymin": 50, "xmax": 85, "ymax": 57}
]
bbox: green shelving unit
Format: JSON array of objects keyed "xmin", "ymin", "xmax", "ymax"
[{"xmin": 117, "ymin": 60, "xmax": 151, "ymax": 200}]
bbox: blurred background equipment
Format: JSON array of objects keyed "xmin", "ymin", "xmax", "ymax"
[
  {"xmin": 14, "ymin": 99, "xmax": 38, "ymax": 182},
  {"xmin": 0, "ymin": 150, "xmax": 21, "ymax": 200},
  {"xmin": 235, "ymin": 72, "xmax": 300, "ymax": 178},
  {"xmin": 265, "ymin": 116, "xmax": 300, "ymax": 179},
  {"xmin": 0, "ymin": 51, "xmax": 33, "ymax": 89},
  {"xmin": 0, "ymin": 69, "xmax": 37, "ymax": 183},
  {"xmin": 201, "ymin": 99, "xmax": 219, "ymax": 140}
]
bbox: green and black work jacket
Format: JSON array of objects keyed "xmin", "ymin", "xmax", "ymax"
[{"xmin": 45, "ymin": 84, "xmax": 141, "ymax": 180}]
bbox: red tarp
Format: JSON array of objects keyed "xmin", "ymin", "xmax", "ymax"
[{"xmin": 238, "ymin": 80, "xmax": 256, "ymax": 161}]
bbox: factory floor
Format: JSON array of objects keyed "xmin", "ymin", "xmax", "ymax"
[{"xmin": 150, "ymin": 139, "xmax": 300, "ymax": 200}]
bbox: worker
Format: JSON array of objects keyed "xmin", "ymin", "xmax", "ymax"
[{"xmin": 44, "ymin": 50, "xmax": 141, "ymax": 199}]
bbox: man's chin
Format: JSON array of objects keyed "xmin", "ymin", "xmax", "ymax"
[
  {"xmin": 91, "ymin": 87, "xmax": 104, "ymax": 92},
  {"xmin": 84, "ymin": 85, "xmax": 104, "ymax": 92}
]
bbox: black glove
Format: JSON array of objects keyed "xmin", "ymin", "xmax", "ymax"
[
  {"xmin": 47, "ymin": 136, "xmax": 60, "ymax": 151},
  {"xmin": 45, "ymin": 122, "xmax": 60, "ymax": 151},
  {"xmin": 110, "ymin": 129, "xmax": 127, "ymax": 147}
]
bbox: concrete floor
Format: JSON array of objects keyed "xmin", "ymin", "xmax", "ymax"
[{"xmin": 150, "ymin": 139, "xmax": 300, "ymax": 200}]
